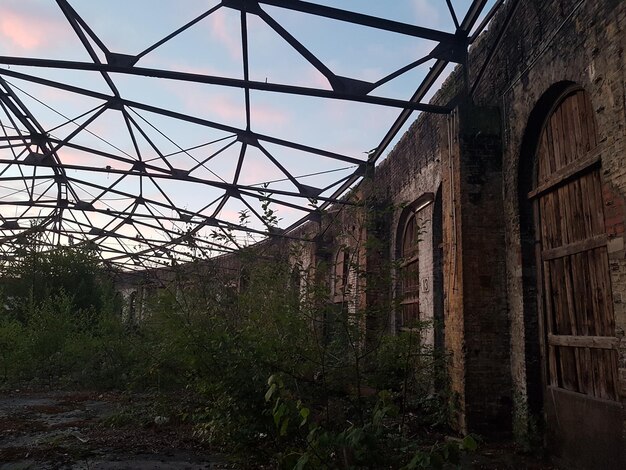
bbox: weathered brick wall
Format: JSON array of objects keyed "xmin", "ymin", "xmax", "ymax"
[
  {"xmin": 365, "ymin": 0, "xmax": 626, "ymax": 441},
  {"xmin": 440, "ymin": 110, "xmax": 467, "ymax": 430},
  {"xmin": 438, "ymin": 102, "xmax": 513, "ymax": 434},
  {"xmin": 121, "ymin": 0, "xmax": 626, "ymax": 452},
  {"xmin": 374, "ymin": 112, "xmax": 446, "ymax": 341},
  {"xmin": 464, "ymin": 0, "xmax": 626, "ymax": 439},
  {"xmin": 462, "ymin": 104, "xmax": 512, "ymax": 433},
  {"xmin": 281, "ymin": 0, "xmax": 626, "ymax": 440}
]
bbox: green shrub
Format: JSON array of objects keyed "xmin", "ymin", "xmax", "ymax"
[{"xmin": 0, "ymin": 244, "xmax": 468, "ymax": 467}]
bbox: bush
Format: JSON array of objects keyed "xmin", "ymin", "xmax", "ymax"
[{"xmin": 0, "ymin": 245, "xmax": 470, "ymax": 468}]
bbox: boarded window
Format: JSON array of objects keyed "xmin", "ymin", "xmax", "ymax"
[
  {"xmin": 290, "ymin": 266, "xmax": 301, "ymax": 312},
  {"xmin": 333, "ymin": 247, "xmax": 350, "ymax": 301},
  {"xmin": 399, "ymin": 214, "xmax": 420, "ymax": 327}
]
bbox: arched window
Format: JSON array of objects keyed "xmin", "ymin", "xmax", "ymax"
[
  {"xmin": 238, "ymin": 266, "xmax": 250, "ymax": 293},
  {"xmin": 399, "ymin": 212, "xmax": 420, "ymax": 328},
  {"xmin": 289, "ymin": 266, "xmax": 301, "ymax": 312},
  {"xmin": 333, "ymin": 247, "xmax": 350, "ymax": 302}
]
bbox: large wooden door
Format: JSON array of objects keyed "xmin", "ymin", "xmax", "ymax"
[{"xmin": 529, "ymin": 87, "xmax": 622, "ymax": 468}]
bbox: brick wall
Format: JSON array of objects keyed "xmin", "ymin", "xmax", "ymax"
[
  {"xmin": 121, "ymin": 0, "xmax": 626, "ymax": 457},
  {"xmin": 458, "ymin": 104, "xmax": 512, "ymax": 433},
  {"xmin": 465, "ymin": 0, "xmax": 626, "ymax": 461},
  {"xmin": 281, "ymin": 2, "xmax": 626, "ymax": 440},
  {"xmin": 331, "ymin": 0, "xmax": 626, "ymax": 444}
]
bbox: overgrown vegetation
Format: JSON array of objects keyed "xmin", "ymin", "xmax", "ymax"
[{"xmin": 0, "ymin": 239, "xmax": 476, "ymax": 468}]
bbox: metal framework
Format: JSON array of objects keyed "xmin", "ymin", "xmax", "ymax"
[{"xmin": 0, "ymin": 0, "xmax": 492, "ymax": 271}]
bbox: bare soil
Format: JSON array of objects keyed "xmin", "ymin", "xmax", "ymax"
[{"xmin": 0, "ymin": 390, "xmax": 230, "ymax": 469}]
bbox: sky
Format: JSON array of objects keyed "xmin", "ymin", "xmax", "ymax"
[{"xmin": 0, "ymin": 0, "xmax": 496, "ymax": 267}]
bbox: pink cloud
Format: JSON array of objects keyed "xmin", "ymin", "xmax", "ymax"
[
  {"xmin": 138, "ymin": 55, "xmax": 222, "ymax": 77},
  {"xmin": 209, "ymin": 11, "xmax": 241, "ymax": 61},
  {"xmin": 159, "ymin": 79, "xmax": 289, "ymax": 129},
  {"xmin": 57, "ymin": 147, "xmax": 128, "ymax": 169},
  {"xmin": 57, "ymin": 148, "xmax": 92, "ymax": 166},
  {"xmin": 239, "ymin": 159, "xmax": 283, "ymax": 186},
  {"xmin": 205, "ymin": 94, "xmax": 245, "ymax": 122},
  {"xmin": 250, "ymin": 102, "xmax": 288, "ymax": 127},
  {"xmin": 0, "ymin": 6, "xmax": 70, "ymax": 53}
]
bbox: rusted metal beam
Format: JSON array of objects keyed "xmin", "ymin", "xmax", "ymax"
[{"xmin": 0, "ymin": 57, "xmax": 450, "ymax": 113}]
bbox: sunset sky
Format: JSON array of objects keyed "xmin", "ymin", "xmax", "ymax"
[{"xmin": 0, "ymin": 0, "xmax": 495, "ymax": 264}]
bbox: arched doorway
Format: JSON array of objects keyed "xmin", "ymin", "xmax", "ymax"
[{"xmin": 526, "ymin": 85, "xmax": 621, "ymax": 468}]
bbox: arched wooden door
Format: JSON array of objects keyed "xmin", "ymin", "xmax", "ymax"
[{"xmin": 528, "ymin": 87, "xmax": 622, "ymax": 468}]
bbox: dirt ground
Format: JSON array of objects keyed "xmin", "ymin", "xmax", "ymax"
[
  {"xmin": 0, "ymin": 390, "xmax": 555, "ymax": 469},
  {"xmin": 0, "ymin": 390, "xmax": 231, "ymax": 469}
]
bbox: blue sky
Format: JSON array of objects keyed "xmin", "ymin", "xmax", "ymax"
[{"xmin": 0, "ymin": 0, "xmax": 495, "ymax": 264}]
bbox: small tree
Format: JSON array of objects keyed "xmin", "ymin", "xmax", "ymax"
[{"xmin": 1, "ymin": 246, "xmax": 120, "ymax": 323}]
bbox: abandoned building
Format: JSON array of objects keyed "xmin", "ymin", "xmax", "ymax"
[
  {"xmin": 0, "ymin": 0, "xmax": 625, "ymax": 468},
  {"xmin": 278, "ymin": 1, "xmax": 626, "ymax": 467}
]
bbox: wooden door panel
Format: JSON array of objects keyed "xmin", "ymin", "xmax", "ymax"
[
  {"xmin": 530, "ymin": 88, "xmax": 623, "ymax": 468},
  {"xmin": 532, "ymin": 89, "xmax": 619, "ymax": 402}
]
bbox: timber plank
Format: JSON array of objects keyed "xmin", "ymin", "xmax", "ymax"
[
  {"xmin": 552, "ymin": 105, "xmax": 564, "ymax": 170},
  {"xmin": 551, "ymin": 188, "xmax": 562, "ymax": 249},
  {"xmin": 552, "ymin": 257, "xmax": 578, "ymax": 391},
  {"xmin": 572, "ymin": 251, "xmax": 593, "ymax": 394},
  {"xmin": 548, "ymin": 334, "xmax": 619, "ymax": 349},
  {"xmin": 590, "ymin": 170, "xmax": 605, "ymax": 235},
  {"xmin": 527, "ymin": 147, "xmax": 602, "ymax": 200},
  {"xmin": 563, "ymin": 256, "xmax": 583, "ymax": 392},
  {"xmin": 572, "ymin": 178, "xmax": 585, "ymax": 242},
  {"xmin": 560, "ymin": 183, "xmax": 572, "ymax": 246},
  {"xmin": 579, "ymin": 173, "xmax": 593, "ymax": 239},
  {"xmin": 543, "ymin": 259, "xmax": 559, "ymax": 386},
  {"xmin": 541, "ymin": 234, "xmax": 607, "ymax": 260},
  {"xmin": 590, "ymin": 250, "xmax": 610, "ymax": 399},
  {"xmin": 562, "ymin": 95, "xmax": 575, "ymax": 165},
  {"xmin": 570, "ymin": 92, "xmax": 584, "ymax": 160}
]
